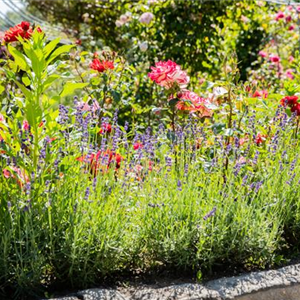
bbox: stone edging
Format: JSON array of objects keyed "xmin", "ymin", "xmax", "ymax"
[{"xmin": 47, "ymin": 263, "xmax": 300, "ymax": 300}]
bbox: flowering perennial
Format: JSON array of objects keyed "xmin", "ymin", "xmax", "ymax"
[
  {"xmin": 90, "ymin": 59, "xmax": 114, "ymax": 73},
  {"xmin": 148, "ymin": 60, "xmax": 189, "ymax": 89},
  {"xmin": 4, "ymin": 21, "xmax": 33, "ymax": 43}
]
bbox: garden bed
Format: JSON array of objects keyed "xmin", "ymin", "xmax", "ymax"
[{"xmin": 46, "ymin": 262, "xmax": 300, "ymax": 300}]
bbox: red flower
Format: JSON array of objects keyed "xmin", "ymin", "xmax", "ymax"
[
  {"xmin": 90, "ymin": 59, "xmax": 114, "ymax": 72},
  {"xmin": 280, "ymin": 96, "xmax": 298, "ymax": 107},
  {"xmin": 255, "ymin": 133, "xmax": 267, "ymax": 146},
  {"xmin": 3, "ymin": 167, "xmax": 29, "ymax": 188},
  {"xmin": 252, "ymin": 90, "xmax": 268, "ymax": 99},
  {"xmin": 98, "ymin": 123, "xmax": 112, "ymax": 134},
  {"xmin": 291, "ymin": 103, "xmax": 300, "ymax": 116},
  {"xmin": 75, "ymin": 39, "xmax": 82, "ymax": 45},
  {"xmin": 4, "ymin": 22, "xmax": 33, "ymax": 43},
  {"xmin": 133, "ymin": 142, "xmax": 143, "ymax": 150},
  {"xmin": 21, "ymin": 22, "xmax": 30, "ymax": 31},
  {"xmin": 3, "ymin": 169, "xmax": 11, "ymax": 179},
  {"xmin": 76, "ymin": 149, "xmax": 123, "ymax": 176}
]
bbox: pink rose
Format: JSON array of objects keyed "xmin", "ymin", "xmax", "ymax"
[
  {"xmin": 139, "ymin": 12, "xmax": 154, "ymax": 25},
  {"xmin": 0, "ymin": 113, "xmax": 4, "ymax": 123},
  {"xmin": 258, "ymin": 50, "xmax": 268, "ymax": 58},
  {"xmin": 289, "ymin": 25, "xmax": 295, "ymax": 31},
  {"xmin": 148, "ymin": 60, "xmax": 189, "ymax": 89},
  {"xmin": 286, "ymin": 15, "xmax": 292, "ymax": 23},
  {"xmin": 275, "ymin": 11, "xmax": 285, "ymax": 21},
  {"xmin": 289, "ymin": 55, "xmax": 295, "ymax": 62},
  {"xmin": 286, "ymin": 69, "xmax": 294, "ymax": 80},
  {"xmin": 176, "ymin": 90, "xmax": 212, "ymax": 117},
  {"xmin": 22, "ymin": 120, "xmax": 30, "ymax": 131},
  {"xmin": 269, "ymin": 54, "xmax": 280, "ymax": 63}
]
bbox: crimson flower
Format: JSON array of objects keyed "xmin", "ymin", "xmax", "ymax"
[
  {"xmin": 133, "ymin": 142, "xmax": 143, "ymax": 150},
  {"xmin": 291, "ymin": 103, "xmax": 300, "ymax": 116},
  {"xmin": 76, "ymin": 149, "xmax": 123, "ymax": 176},
  {"xmin": 252, "ymin": 90, "xmax": 268, "ymax": 99},
  {"xmin": 90, "ymin": 59, "xmax": 114, "ymax": 73},
  {"xmin": 98, "ymin": 123, "xmax": 112, "ymax": 134},
  {"xmin": 280, "ymin": 96, "xmax": 300, "ymax": 116},
  {"xmin": 280, "ymin": 96, "xmax": 298, "ymax": 107},
  {"xmin": 4, "ymin": 21, "xmax": 33, "ymax": 43},
  {"xmin": 255, "ymin": 133, "xmax": 267, "ymax": 146}
]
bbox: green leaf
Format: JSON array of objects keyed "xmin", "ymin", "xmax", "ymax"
[
  {"xmin": 7, "ymin": 45, "xmax": 29, "ymax": 71},
  {"xmin": 111, "ymin": 90, "xmax": 121, "ymax": 102},
  {"xmin": 15, "ymin": 81, "xmax": 33, "ymax": 100},
  {"xmin": 0, "ymin": 85, "xmax": 5, "ymax": 95},
  {"xmin": 47, "ymin": 44, "xmax": 75, "ymax": 66},
  {"xmin": 43, "ymin": 75, "xmax": 60, "ymax": 91},
  {"xmin": 60, "ymin": 82, "xmax": 89, "ymax": 98},
  {"xmin": 22, "ymin": 75, "xmax": 31, "ymax": 87},
  {"xmin": 90, "ymin": 77, "xmax": 101, "ymax": 86},
  {"xmin": 43, "ymin": 38, "xmax": 61, "ymax": 59}
]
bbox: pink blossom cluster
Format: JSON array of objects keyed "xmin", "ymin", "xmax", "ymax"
[
  {"xmin": 148, "ymin": 60, "xmax": 189, "ymax": 89},
  {"xmin": 176, "ymin": 91, "xmax": 212, "ymax": 117},
  {"xmin": 148, "ymin": 60, "xmax": 212, "ymax": 117}
]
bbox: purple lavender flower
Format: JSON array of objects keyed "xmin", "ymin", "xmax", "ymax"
[
  {"xmin": 203, "ymin": 206, "xmax": 217, "ymax": 220},
  {"xmin": 84, "ymin": 187, "xmax": 90, "ymax": 200},
  {"xmin": 177, "ymin": 180, "xmax": 182, "ymax": 191}
]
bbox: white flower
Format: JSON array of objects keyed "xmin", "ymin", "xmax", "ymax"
[
  {"xmin": 139, "ymin": 12, "xmax": 154, "ymax": 25},
  {"xmin": 139, "ymin": 41, "xmax": 148, "ymax": 52}
]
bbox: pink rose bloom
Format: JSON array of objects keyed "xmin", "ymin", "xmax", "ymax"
[
  {"xmin": 275, "ymin": 11, "xmax": 285, "ymax": 21},
  {"xmin": 289, "ymin": 25, "xmax": 295, "ymax": 31},
  {"xmin": 176, "ymin": 90, "xmax": 212, "ymax": 117},
  {"xmin": 258, "ymin": 50, "xmax": 268, "ymax": 58},
  {"xmin": 297, "ymin": 6, "xmax": 300, "ymax": 12},
  {"xmin": 286, "ymin": 69, "xmax": 294, "ymax": 80},
  {"xmin": 22, "ymin": 120, "xmax": 30, "ymax": 131},
  {"xmin": 0, "ymin": 113, "xmax": 4, "ymax": 123},
  {"xmin": 269, "ymin": 54, "xmax": 280, "ymax": 63},
  {"xmin": 139, "ymin": 12, "xmax": 154, "ymax": 25},
  {"xmin": 148, "ymin": 60, "xmax": 189, "ymax": 89}
]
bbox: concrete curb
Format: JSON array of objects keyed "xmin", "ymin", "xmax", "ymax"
[{"xmin": 47, "ymin": 263, "xmax": 300, "ymax": 300}]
